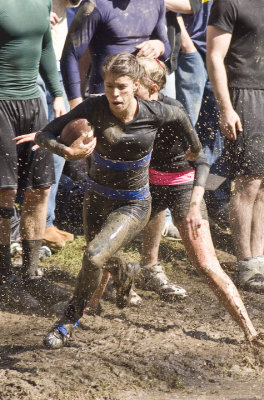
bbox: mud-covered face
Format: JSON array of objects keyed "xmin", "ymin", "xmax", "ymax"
[{"xmin": 104, "ymin": 73, "xmax": 138, "ymax": 117}]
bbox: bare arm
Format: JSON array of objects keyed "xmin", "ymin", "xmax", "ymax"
[
  {"xmin": 177, "ymin": 16, "xmax": 196, "ymax": 53},
  {"xmin": 185, "ymin": 185, "xmax": 205, "ymax": 240},
  {"xmin": 164, "ymin": 0, "xmax": 193, "ymax": 13},
  {"xmin": 206, "ymin": 25, "xmax": 242, "ymax": 140}
]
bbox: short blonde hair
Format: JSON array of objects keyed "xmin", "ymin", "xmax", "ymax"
[{"xmin": 137, "ymin": 57, "xmax": 167, "ymax": 90}]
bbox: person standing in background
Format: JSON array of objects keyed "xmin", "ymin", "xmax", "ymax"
[
  {"xmin": 0, "ymin": 0, "xmax": 66, "ymax": 310},
  {"xmin": 207, "ymin": 0, "xmax": 264, "ymax": 293},
  {"xmin": 41, "ymin": 0, "xmax": 83, "ymax": 249},
  {"xmin": 176, "ymin": 0, "xmax": 230, "ymax": 228},
  {"xmin": 163, "ymin": 0, "xmax": 201, "ymax": 99},
  {"xmin": 61, "ymin": 0, "xmax": 171, "ymax": 109}
]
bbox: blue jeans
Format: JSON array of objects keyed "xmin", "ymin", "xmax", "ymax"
[
  {"xmin": 176, "ymin": 51, "xmax": 207, "ymax": 127},
  {"xmin": 37, "ymin": 71, "xmax": 70, "ymax": 227},
  {"xmin": 162, "ymin": 71, "xmax": 176, "ymax": 99}
]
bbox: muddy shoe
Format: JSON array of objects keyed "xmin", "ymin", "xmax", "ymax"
[
  {"xmin": 111, "ymin": 261, "xmax": 140, "ymax": 309},
  {"xmin": 129, "ymin": 289, "xmax": 142, "ymax": 306},
  {"xmin": 243, "ymin": 274, "xmax": 264, "ymax": 294},
  {"xmin": 24, "ymin": 277, "xmax": 70, "ymax": 305},
  {"xmin": 136, "ymin": 263, "xmax": 187, "ymax": 300},
  {"xmin": 0, "ymin": 274, "xmax": 40, "ymax": 311},
  {"xmin": 237, "ymin": 258, "xmax": 264, "ymax": 292},
  {"xmin": 43, "ymin": 321, "xmax": 79, "ymax": 349}
]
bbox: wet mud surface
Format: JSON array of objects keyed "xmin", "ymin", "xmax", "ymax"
[{"xmin": 0, "ymin": 232, "xmax": 264, "ymax": 400}]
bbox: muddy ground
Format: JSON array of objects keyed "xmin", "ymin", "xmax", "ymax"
[{"xmin": 0, "ymin": 227, "xmax": 263, "ymax": 400}]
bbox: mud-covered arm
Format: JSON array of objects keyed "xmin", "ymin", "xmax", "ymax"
[
  {"xmin": 35, "ymin": 99, "xmax": 95, "ymax": 159},
  {"xmin": 192, "ymin": 151, "xmax": 210, "ymax": 187},
  {"xmin": 159, "ymin": 103, "xmax": 202, "ymax": 155},
  {"xmin": 185, "ymin": 185, "xmax": 205, "ymax": 239},
  {"xmin": 186, "ymin": 151, "xmax": 209, "ymax": 238}
]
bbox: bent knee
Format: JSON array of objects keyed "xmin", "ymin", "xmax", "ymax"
[{"xmin": 83, "ymin": 246, "xmax": 104, "ymax": 270}]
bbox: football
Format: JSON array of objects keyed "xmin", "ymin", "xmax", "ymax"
[{"xmin": 60, "ymin": 119, "xmax": 94, "ymax": 146}]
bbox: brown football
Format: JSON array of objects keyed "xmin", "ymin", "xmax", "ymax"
[{"xmin": 60, "ymin": 119, "xmax": 94, "ymax": 146}]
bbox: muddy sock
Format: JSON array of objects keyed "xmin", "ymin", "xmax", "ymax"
[
  {"xmin": 0, "ymin": 244, "xmax": 12, "ymax": 284},
  {"xmin": 22, "ymin": 239, "xmax": 42, "ymax": 279}
]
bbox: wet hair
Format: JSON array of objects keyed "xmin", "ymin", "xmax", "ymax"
[
  {"xmin": 137, "ymin": 57, "xmax": 167, "ymax": 90},
  {"xmin": 102, "ymin": 53, "xmax": 142, "ymax": 82}
]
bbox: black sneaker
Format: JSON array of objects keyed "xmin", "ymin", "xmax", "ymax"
[{"xmin": 43, "ymin": 321, "xmax": 79, "ymax": 349}]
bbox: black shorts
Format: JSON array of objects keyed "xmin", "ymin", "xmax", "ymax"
[
  {"xmin": 150, "ymin": 183, "xmax": 208, "ymax": 223},
  {"xmin": 0, "ymin": 98, "xmax": 54, "ymax": 190},
  {"xmin": 225, "ymin": 88, "xmax": 264, "ymax": 179}
]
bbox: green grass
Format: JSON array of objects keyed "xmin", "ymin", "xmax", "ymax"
[{"xmin": 39, "ymin": 235, "xmax": 86, "ymax": 277}]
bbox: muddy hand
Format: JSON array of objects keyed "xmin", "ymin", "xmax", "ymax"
[{"xmin": 13, "ymin": 132, "xmax": 40, "ymax": 150}]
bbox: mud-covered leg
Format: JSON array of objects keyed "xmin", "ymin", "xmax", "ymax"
[
  {"xmin": 177, "ymin": 219, "xmax": 258, "ymax": 342},
  {"xmin": 43, "ymin": 249, "xmax": 103, "ymax": 349},
  {"xmin": 44, "ymin": 193, "xmax": 151, "ymax": 348}
]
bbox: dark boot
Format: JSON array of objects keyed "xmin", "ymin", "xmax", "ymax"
[
  {"xmin": 0, "ymin": 244, "xmax": 40, "ymax": 311},
  {"xmin": 21, "ymin": 239, "xmax": 44, "ymax": 278},
  {"xmin": 21, "ymin": 239, "xmax": 70, "ymax": 305},
  {"xmin": 43, "ymin": 256, "xmax": 103, "ymax": 349}
]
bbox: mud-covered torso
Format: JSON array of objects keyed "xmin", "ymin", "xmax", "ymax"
[
  {"xmin": 41, "ymin": 95, "xmax": 201, "ymax": 190},
  {"xmin": 86, "ymin": 96, "xmax": 159, "ymax": 190}
]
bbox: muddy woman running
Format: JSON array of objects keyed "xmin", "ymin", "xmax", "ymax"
[{"xmin": 15, "ymin": 53, "xmax": 202, "ymax": 348}]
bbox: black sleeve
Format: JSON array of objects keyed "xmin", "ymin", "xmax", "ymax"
[
  {"xmin": 208, "ymin": 0, "xmax": 237, "ymax": 34},
  {"xmin": 39, "ymin": 96, "xmax": 102, "ymax": 138},
  {"xmin": 156, "ymin": 98, "xmax": 201, "ymax": 154},
  {"xmin": 192, "ymin": 151, "xmax": 210, "ymax": 188},
  {"xmin": 164, "ymin": 104, "xmax": 202, "ymax": 154}
]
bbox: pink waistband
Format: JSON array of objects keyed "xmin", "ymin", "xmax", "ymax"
[{"xmin": 149, "ymin": 168, "xmax": 195, "ymax": 185}]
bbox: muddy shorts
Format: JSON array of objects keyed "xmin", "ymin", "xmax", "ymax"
[
  {"xmin": 225, "ymin": 88, "xmax": 264, "ymax": 179},
  {"xmin": 0, "ymin": 98, "xmax": 54, "ymax": 190},
  {"xmin": 150, "ymin": 183, "xmax": 208, "ymax": 223},
  {"xmin": 83, "ymin": 189, "xmax": 151, "ymax": 242}
]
